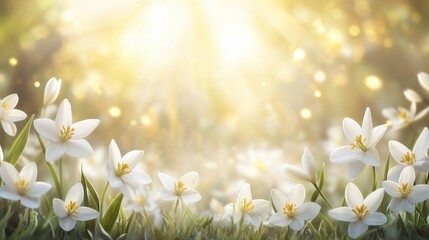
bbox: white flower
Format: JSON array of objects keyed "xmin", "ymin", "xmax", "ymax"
[
  {"xmin": 269, "ymin": 185, "xmax": 320, "ymax": 230},
  {"xmin": 224, "ymin": 183, "xmax": 271, "ymax": 228},
  {"xmin": 43, "ymin": 77, "xmax": 62, "ymax": 106},
  {"xmin": 382, "ymin": 102, "xmax": 429, "ymax": 130},
  {"xmin": 418, "ymin": 72, "xmax": 429, "ymax": 92},
  {"xmin": 387, "ymin": 127, "xmax": 429, "ymax": 181},
  {"xmin": 0, "ymin": 162, "xmax": 51, "ymax": 208},
  {"xmin": 107, "ymin": 139, "xmax": 151, "ymax": 198},
  {"xmin": 53, "ymin": 183, "xmax": 98, "ymax": 231},
  {"xmin": 158, "ymin": 171, "xmax": 201, "ymax": 204},
  {"xmin": 330, "ymin": 107, "xmax": 387, "ymax": 179},
  {"xmin": 383, "ymin": 166, "xmax": 429, "ymax": 213},
  {"xmin": 403, "ymin": 89, "xmax": 422, "ymax": 103},
  {"xmin": 328, "ymin": 183, "xmax": 386, "ymax": 239},
  {"xmin": 0, "ymin": 145, "xmax": 3, "ymax": 163},
  {"xmin": 126, "ymin": 188, "xmax": 163, "ymax": 228},
  {"xmin": 0, "ymin": 94, "xmax": 27, "ymax": 136},
  {"xmin": 283, "ymin": 148, "xmax": 317, "ymax": 183},
  {"xmin": 34, "ymin": 99, "xmax": 99, "ymax": 162}
]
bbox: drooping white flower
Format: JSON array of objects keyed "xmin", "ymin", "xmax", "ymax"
[
  {"xmin": 387, "ymin": 127, "xmax": 429, "ymax": 181},
  {"xmin": 382, "ymin": 102, "xmax": 429, "ymax": 130},
  {"xmin": 403, "ymin": 89, "xmax": 422, "ymax": 103},
  {"xmin": 283, "ymin": 148, "xmax": 317, "ymax": 183},
  {"xmin": 0, "ymin": 162, "xmax": 51, "ymax": 208},
  {"xmin": 0, "ymin": 94, "xmax": 27, "ymax": 136},
  {"xmin": 53, "ymin": 183, "xmax": 98, "ymax": 231},
  {"xmin": 223, "ymin": 183, "xmax": 271, "ymax": 228},
  {"xmin": 330, "ymin": 107, "xmax": 387, "ymax": 179},
  {"xmin": 383, "ymin": 166, "xmax": 429, "ymax": 213},
  {"xmin": 328, "ymin": 183, "xmax": 386, "ymax": 239},
  {"xmin": 269, "ymin": 185, "xmax": 320, "ymax": 230},
  {"xmin": 107, "ymin": 139, "xmax": 151, "ymax": 198},
  {"xmin": 158, "ymin": 171, "xmax": 202, "ymax": 204},
  {"xmin": 418, "ymin": 72, "xmax": 429, "ymax": 92},
  {"xmin": 43, "ymin": 77, "xmax": 62, "ymax": 106},
  {"xmin": 34, "ymin": 99, "xmax": 99, "ymax": 162}
]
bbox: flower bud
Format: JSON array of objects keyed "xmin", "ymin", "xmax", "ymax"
[
  {"xmin": 403, "ymin": 89, "xmax": 421, "ymax": 103},
  {"xmin": 43, "ymin": 77, "xmax": 62, "ymax": 106},
  {"xmin": 418, "ymin": 72, "xmax": 429, "ymax": 92}
]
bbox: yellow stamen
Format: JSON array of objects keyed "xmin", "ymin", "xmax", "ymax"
[
  {"xmin": 350, "ymin": 135, "xmax": 368, "ymax": 152},
  {"xmin": 398, "ymin": 183, "xmax": 413, "ymax": 198},
  {"xmin": 136, "ymin": 196, "xmax": 144, "ymax": 205},
  {"xmin": 1, "ymin": 102, "xmax": 8, "ymax": 111},
  {"xmin": 255, "ymin": 158, "xmax": 267, "ymax": 172},
  {"xmin": 282, "ymin": 202, "xmax": 297, "ymax": 218},
  {"xmin": 65, "ymin": 201, "xmax": 79, "ymax": 215},
  {"xmin": 15, "ymin": 179, "xmax": 30, "ymax": 195},
  {"xmin": 116, "ymin": 162, "xmax": 131, "ymax": 177},
  {"xmin": 399, "ymin": 111, "xmax": 407, "ymax": 119},
  {"xmin": 174, "ymin": 180, "xmax": 188, "ymax": 196},
  {"xmin": 240, "ymin": 198, "xmax": 254, "ymax": 213},
  {"xmin": 352, "ymin": 204, "xmax": 369, "ymax": 220},
  {"xmin": 59, "ymin": 125, "xmax": 75, "ymax": 143},
  {"xmin": 400, "ymin": 152, "xmax": 416, "ymax": 165}
]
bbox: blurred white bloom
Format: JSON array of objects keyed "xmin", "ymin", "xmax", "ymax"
[
  {"xmin": 107, "ymin": 139, "xmax": 151, "ymax": 198},
  {"xmin": 418, "ymin": 72, "xmax": 429, "ymax": 92},
  {"xmin": 126, "ymin": 188, "xmax": 163, "ymax": 228},
  {"xmin": 0, "ymin": 94, "xmax": 27, "ymax": 136},
  {"xmin": 53, "ymin": 183, "xmax": 98, "ymax": 231},
  {"xmin": 330, "ymin": 107, "xmax": 387, "ymax": 179},
  {"xmin": 0, "ymin": 162, "xmax": 51, "ymax": 208},
  {"xmin": 383, "ymin": 166, "xmax": 429, "ymax": 213},
  {"xmin": 382, "ymin": 102, "xmax": 429, "ymax": 130},
  {"xmin": 43, "ymin": 77, "xmax": 62, "ymax": 106},
  {"xmin": 403, "ymin": 89, "xmax": 422, "ymax": 103},
  {"xmin": 224, "ymin": 183, "xmax": 271, "ymax": 228},
  {"xmin": 34, "ymin": 99, "xmax": 100, "ymax": 162},
  {"xmin": 269, "ymin": 185, "xmax": 320, "ymax": 230},
  {"xmin": 158, "ymin": 171, "xmax": 201, "ymax": 204},
  {"xmin": 328, "ymin": 182, "xmax": 386, "ymax": 239},
  {"xmin": 387, "ymin": 127, "xmax": 429, "ymax": 181},
  {"xmin": 283, "ymin": 148, "xmax": 317, "ymax": 183},
  {"xmin": 0, "ymin": 145, "xmax": 3, "ymax": 163}
]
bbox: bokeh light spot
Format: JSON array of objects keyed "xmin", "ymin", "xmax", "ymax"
[
  {"xmin": 8, "ymin": 58, "xmax": 18, "ymax": 66},
  {"xmin": 365, "ymin": 75, "xmax": 383, "ymax": 90},
  {"xmin": 109, "ymin": 106, "xmax": 122, "ymax": 117},
  {"xmin": 300, "ymin": 108, "xmax": 312, "ymax": 119}
]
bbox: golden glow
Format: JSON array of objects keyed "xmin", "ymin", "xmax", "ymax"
[
  {"xmin": 365, "ymin": 75, "xmax": 383, "ymax": 90},
  {"xmin": 293, "ymin": 48, "xmax": 306, "ymax": 60},
  {"xmin": 349, "ymin": 25, "xmax": 360, "ymax": 36},
  {"xmin": 313, "ymin": 71, "xmax": 326, "ymax": 83},
  {"xmin": 8, "ymin": 58, "xmax": 18, "ymax": 66},
  {"xmin": 34, "ymin": 81, "xmax": 41, "ymax": 88},
  {"xmin": 314, "ymin": 90, "xmax": 322, "ymax": 98},
  {"xmin": 300, "ymin": 108, "xmax": 312, "ymax": 119},
  {"xmin": 109, "ymin": 106, "xmax": 121, "ymax": 118}
]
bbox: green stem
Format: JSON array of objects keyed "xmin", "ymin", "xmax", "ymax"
[
  {"xmin": 100, "ymin": 182, "xmax": 109, "ymax": 218},
  {"xmin": 59, "ymin": 158, "xmax": 63, "ymax": 192},
  {"xmin": 416, "ymin": 207, "xmax": 427, "ymax": 224},
  {"xmin": 47, "ymin": 162, "xmax": 62, "ymax": 199},
  {"xmin": 372, "ymin": 166, "xmax": 377, "ymax": 191},
  {"xmin": 383, "ymin": 154, "xmax": 391, "ymax": 181},
  {"xmin": 312, "ymin": 183, "xmax": 332, "ymax": 208}
]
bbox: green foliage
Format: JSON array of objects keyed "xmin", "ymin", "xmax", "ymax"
[
  {"xmin": 7, "ymin": 114, "xmax": 34, "ymax": 166},
  {"xmin": 102, "ymin": 193, "xmax": 124, "ymax": 234}
]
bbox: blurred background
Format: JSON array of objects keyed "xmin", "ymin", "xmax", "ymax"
[{"xmin": 1, "ymin": 0, "xmax": 429, "ymax": 207}]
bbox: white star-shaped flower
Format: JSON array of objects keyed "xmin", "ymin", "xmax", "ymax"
[
  {"xmin": 330, "ymin": 107, "xmax": 387, "ymax": 179},
  {"xmin": 328, "ymin": 182, "xmax": 386, "ymax": 239},
  {"xmin": 107, "ymin": 139, "xmax": 151, "ymax": 198},
  {"xmin": 0, "ymin": 162, "xmax": 51, "ymax": 208},
  {"xmin": 269, "ymin": 184, "xmax": 320, "ymax": 231},
  {"xmin": 387, "ymin": 127, "xmax": 429, "ymax": 181},
  {"xmin": 383, "ymin": 166, "xmax": 429, "ymax": 213},
  {"xmin": 382, "ymin": 102, "xmax": 429, "ymax": 130},
  {"xmin": 34, "ymin": 99, "xmax": 100, "ymax": 162},
  {"xmin": 158, "ymin": 171, "xmax": 202, "ymax": 204},
  {"xmin": 53, "ymin": 183, "xmax": 99, "ymax": 231},
  {"xmin": 0, "ymin": 94, "xmax": 27, "ymax": 136},
  {"xmin": 283, "ymin": 148, "xmax": 317, "ymax": 183}
]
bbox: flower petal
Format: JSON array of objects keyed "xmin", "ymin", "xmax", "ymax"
[
  {"xmin": 330, "ymin": 146, "xmax": 358, "ymax": 164},
  {"xmin": 363, "ymin": 212, "xmax": 387, "ymax": 226},
  {"xmin": 53, "ymin": 198, "xmax": 67, "ymax": 218},
  {"xmin": 45, "ymin": 142, "xmax": 64, "ymax": 162},
  {"xmin": 59, "ymin": 217, "xmax": 76, "ymax": 232},
  {"xmin": 328, "ymin": 207, "xmax": 357, "ymax": 222},
  {"xmin": 271, "ymin": 189, "xmax": 287, "ymax": 212},
  {"xmin": 408, "ymin": 185, "xmax": 429, "ymax": 203},
  {"xmin": 123, "ymin": 170, "xmax": 152, "ymax": 186},
  {"xmin": 398, "ymin": 166, "xmax": 415, "ymax": 186},
  {"xmin": 414, "ymin": 107, "xmax": 429, "ymax": 122},
  {"xmin": 413, "ymin": 128, "xmax": 429, "ymax": 161},
  {"xmin": 20, "ymin": 195, "xmax": 40, "ymax": 209},
  {"xmin": 418, "ymin": 72, "xmax": 429, "ymax": 91},
  {"xmin": 295, "ymin": 202, "xmax": 320, "ymax": 220},
  {"xmin": 180, "ymin": 189, "xmax": 202, "ymax": 204},
  {"xmin": 301, "ymin": 148, "xmax": 316, "ymax": 182},
  {"xmin": 237, "ymin": 183, "xmax": 252, "ymax": 203},
  {"xmin": 288, "ymin": 184, "xmax": 305, "ymax": 206},
  {"xmin": 0, "ymin": 186, "xmax": 21, "ymax": 200},
  {"xmin": 388, "ymin": 141, "xmax": 410, "ymax": 164},
  {"xmin": 364, "ymin": 188, "xmax": 384, "ymax": 212},
  {"xmin": 122, "ymin": 150, "xmax": 144, "ymax": 169},
  {"xmin": 346, "ymin": 182, "xmax": 364, "ymax": 207},
  {"xmin": 359, "ymin": 148, "xmax": 380, "ymax": 167},
  {"xmin": 404, "ymin": 89, "xmax": 422, "ymax": 103},
  {"xmin": 72, "ymin": 206, "xmax": 98, "ymax": 221},
  {"xmin": 55, "ymin": 99, "xmax": 72, "ymax": 129},
  {"xmin": 2, "ymin": 94, "xmax": 18, "ymax": 109},
  {"xmin": 343, "ymin": 118, "xmax": 361, "ymax": 143},
  {"xmin": 108, "ymin": 139, "xmax": 121, "ymax": 170},
  {"xmin": 107, "ymin": 169, "xmax": 123, "ymax": 188},
  {"xmin": 382, "ymin": 181, "xmax": 401, "ymax": 198},
  {"xmin": 27, "ymin": 182, "xmax": 51, "ymax": 197},
  {"xmin": 72, "ymin": 119, "xmax": 100, "ymax": 139},
  {"xmin": 348, "ymin": 221, "xmax": 368, "ymax": 239},
  {"xmin": 64, "ymin": 139, "xmax": 93, "ymax": 158},
  {"xmin": 361, "ymin": 107, "xmax": 373, "ymax": 144},
  {"xmin": 6, "ymin": 109, "xmax": 27, "ymax": 122},
  {"xmin": 348, "ymin": 161, "xmax": 365, "ymax": 180},
  {"xmin": 251, "ymin": 199, "xmax": 271, "ymax": 216},
  {"xmin": 289, "ymin": 219, "xmax": 305, "ymax": 231},
  {"xmin": 180, "ymin": 171, "xmax": 199, "ymax": 189},
  {"xmin": 34, "ymin": 118, "xmax": 59, "ymax": 141},
  {"xmin": 158, "ymin": 173, "xmax": 176, "ymax": 191},
  {"xmin": 283, "ymin": 165, "xmax": 311, "ymax": 182},
  {"xmin": 20, "ymin": 162, "xmax": 37, "ymax": 184},
  {"xmin": 370, "ymin": 124, "xmax": 387, "ymax": 147},
  {"xmin": 1, "ymin": 162, "xmax": 20, "ymax": 188},
  {"xmin": 65, "ymin": 183, "xmax": 84, "ymax": 205},
  {"xmin": 1, "ymin": 120, "xmax": 17, "ymax": 136},
  {"xmin": 159, "ymin": 189, "xmax": 178, "ymax": 201},
  {"xmin": 269, "ymin": 213, "xmax": 291, "ymax": 227}
]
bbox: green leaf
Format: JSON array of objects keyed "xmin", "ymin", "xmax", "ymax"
[
  {"xmin": 81, "ymin": 164, "xmax": 90, "ymax": 207},
  {"xmin": 318, "ymin": 161, "xmax": 325, "ymax": 190},
  {"xmin": 102, "ymin": 193, "xmax": 124, "ymax": 233},
  {"xmin": 84, "ymin": 175, "xmax": 100, "ymax": 211},
  {"xmin": 7, "ymin": 114, "xmax": 34, "ymax": 165},
  {"xmin": 0, "ymin": 205, "xmax": 13, "ymax": 239},
  {"xmin": 383, "ymin": 153, "xmax": 391, "ymax": 181},
  {"xmin": 311, "ymin": 189, "xmax": 319, "ymax": 202}
]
